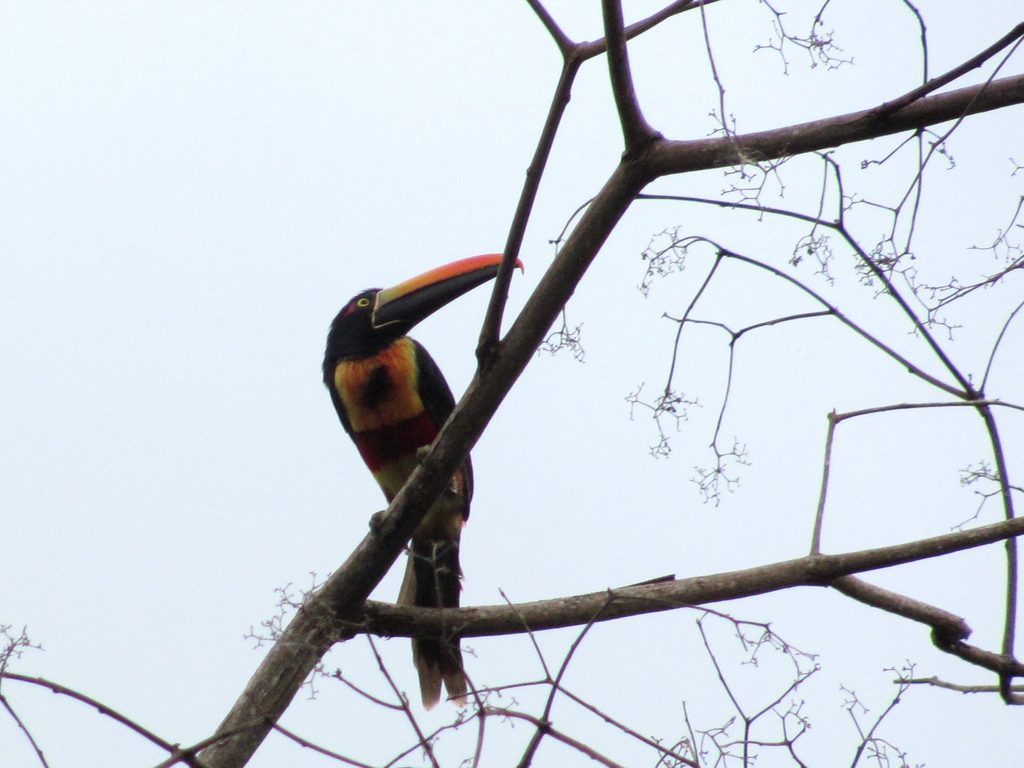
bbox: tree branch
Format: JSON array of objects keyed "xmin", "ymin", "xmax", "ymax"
[
  {"xmin": 359, "ymin": 512, "xmax": 1024, "ymax": 638},
  {"xmin": 200, "ymin": 144, "xmax": 653, "ymax": 768},
  {"xmin": 645, "ymin": 74, "xmax": 1024, "ymax": 176},
  {"xmin": 831, "ymin": 576, "xmax": 970, "ymax": 644},
  {"xmin": 0, "ymin": 672, "xmax": 216, "ymax": 768},
  {"xmin": 602, "ymin": 0, "xmax": 660, "ymax": 154},
  {"xmin": 479, "ymin": 0, "xmax": 706, "ymax": 351},
  {"xmin": 200, "ymin": 30, "xmax": 1024, "ymax": 768},
  {"xmin": 872, "ymin": 22, "xmax": 1024, "ymax": 118},
  {"xmin": 477, "ymin": 54, "xmax": 580, "ymax": 356}
]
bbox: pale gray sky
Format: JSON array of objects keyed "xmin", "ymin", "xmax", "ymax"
[{"xmin": 2, "ymin": 2, "xmax": 1023, "ymax": 766}]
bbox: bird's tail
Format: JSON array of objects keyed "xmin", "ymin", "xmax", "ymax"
[{"xmin": 397, "ymin": 538, "xmax": 467, "ymax": 708}]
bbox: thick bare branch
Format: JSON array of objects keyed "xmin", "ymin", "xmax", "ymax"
[
  {"xmin": 645, "ymin": 74, "xmax": 1024, "ymax": 175},
  {"xmin": 832, "ymin": 576, "xmax": 971, "ymax": 643},
  {"xmin": 359, "ymin": 512, "xmax": 1024, "ymax": 639},
  {"xmin": 602, "ymin": 0, "xmax": 660, "ymax": 153}
]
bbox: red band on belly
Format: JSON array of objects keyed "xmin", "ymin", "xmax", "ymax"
[{"xmin": 352, "ymin": 411, "xmax": 439, "ymax": 472}]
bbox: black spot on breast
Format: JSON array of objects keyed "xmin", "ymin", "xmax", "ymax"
[{"xmin": 362, "ymin": 364, "xmax": 392, "ymax": 409}]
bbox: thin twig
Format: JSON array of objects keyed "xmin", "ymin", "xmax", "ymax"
[
  {"xmin": 903, "ymin": 676, "xmax": 1024, "ymax": 694},
  {"xmin": 494, "ymin": 707, "xmax": 628, "ymax": 768},
  {"xmin": 0, "ymin": 673, "xmax": 188, "ymax": 762},
  {"xmin": 0, "ymin": 694, "xmax": 50, "ymax": 768},
  {"xmin": 365, "ymin": 635, "xmax": 440, "ymax": 768},
  {"xmin": 556, "ymin": 686, "xmax": 698, "ymax": 767},
  {"xmin": 871, "ymin": 22, "xmax": 1024, "ymax": 118},
  {"xmin": 269, "ymin": 722, "xmax": 377, "ymax": 768},
  {"xmin": 811, "ymin": 412, "xmax": 837, "ymax": 555}
]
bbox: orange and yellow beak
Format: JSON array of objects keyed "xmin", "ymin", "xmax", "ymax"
[{"xmin": 372, "ymin": 253, "xmax": 523, "ymax": 330}]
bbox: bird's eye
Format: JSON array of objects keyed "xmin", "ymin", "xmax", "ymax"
[{"xmin": 356, "ymin": 297, "xmax": 371, "ymax": 308}]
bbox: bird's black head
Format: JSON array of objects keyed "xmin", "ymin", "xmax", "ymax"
[
  {"xmin": 323, "ymin": 288, "xmax": 409, "ymax": 376},
  {"xmin": 322, "ymin": 254, "xmax": 522, "ymax": 385}
]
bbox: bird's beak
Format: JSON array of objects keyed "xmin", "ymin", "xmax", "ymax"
[{"xmin": 372, "ymin": 253, "xmax": 523, "ymax": 330}]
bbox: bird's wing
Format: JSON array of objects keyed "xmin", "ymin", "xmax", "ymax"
[{"xmin": 411, "ymin": 339, "xmax": 474, "ymax": 516}]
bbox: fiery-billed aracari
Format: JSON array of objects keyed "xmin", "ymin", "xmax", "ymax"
[{"xmin": 323, "ymin": 253, "xmax": 518, "ymax": 708}]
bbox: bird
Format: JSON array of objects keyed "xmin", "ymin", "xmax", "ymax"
[{"xmin": 322, "ymin": 253, "xmax": 519, "ymax": 708}]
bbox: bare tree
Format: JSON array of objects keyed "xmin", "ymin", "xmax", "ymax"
[{"xmin": 4, "ymin": 3, "xmax": 1023, "ymax": 767}]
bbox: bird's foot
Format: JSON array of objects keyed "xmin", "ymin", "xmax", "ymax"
[{"xmin": 416, "ymin": 445, "xmax": 431, "ymax": 463}]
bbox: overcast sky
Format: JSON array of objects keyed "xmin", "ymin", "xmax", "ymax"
[{"xmin": 3, "ymin": 2, "xmax": 1023, "ymax": 766}]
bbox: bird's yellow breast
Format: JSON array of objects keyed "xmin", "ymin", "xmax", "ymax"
[{"xmin": 333, "ymin": 337, "xmax": 425, "ymax": 433}]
